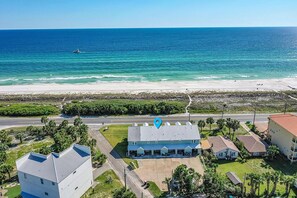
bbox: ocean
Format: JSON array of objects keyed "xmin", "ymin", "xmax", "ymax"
[{"xmin": 0, "ymin": 27, "xmax": 297, "ymax": 86}]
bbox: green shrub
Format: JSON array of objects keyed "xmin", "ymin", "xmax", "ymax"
[
  {"xmin": 0, "ymin": 104, "xmax": 60, "ymax": 117},
  {"xmin": 62, "ymin": 100, "xmax": 185, "ymax": 116}
]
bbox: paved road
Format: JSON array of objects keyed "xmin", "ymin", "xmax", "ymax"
[
  {"xmin": 0, "ymin": 113, "xmax": 276, "ymax": 128},
  {"xmin": 90, "ymin": 127, "xmax": 153, "ymax": 198}
]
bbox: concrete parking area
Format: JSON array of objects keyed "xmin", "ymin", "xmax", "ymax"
[{"xmin": 134, "ymin": 157, "xmax": 204, "ymax": 191}]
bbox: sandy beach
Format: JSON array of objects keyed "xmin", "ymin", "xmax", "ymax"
[{"xmin": 0, "ymin": 78, "xmax": 296, "ymax": 95}]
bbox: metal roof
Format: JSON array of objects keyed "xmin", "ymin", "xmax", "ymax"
[
  {"xmin": 16, "ymin": 144, "xmax": 91, "ymax": 183},
  {"xmin": 128, "ymin": 122, "xmax": 200, "ymax": 142},
  {"xmin": 226, "ymin": 172, "xmax": 242, "ymax": 185}
]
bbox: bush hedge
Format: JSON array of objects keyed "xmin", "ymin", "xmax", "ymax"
[
  {"xmin": 62, "ymin": 100, "xmax": 185, "ymax": 116},
  {"xmin": 0, "ymin": 104, "xmax": 60, "ymax": 117}
]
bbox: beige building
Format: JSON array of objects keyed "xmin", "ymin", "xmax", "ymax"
[
  {"xmin": 268, "ymin": 114, "xmax": 297, "ymax": 162},
  {"xmin": 237, "ymin": 132, "xmax": 267, "ymax": 157}
]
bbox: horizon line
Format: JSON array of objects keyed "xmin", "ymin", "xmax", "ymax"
[{"xmin": 1, "ymin": 25, "xmax": 297, "ymax": 31}]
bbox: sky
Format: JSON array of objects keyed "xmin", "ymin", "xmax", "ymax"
[{"xmin": 1, "ymin": 0, "xmax": 297, "ymax": 29}]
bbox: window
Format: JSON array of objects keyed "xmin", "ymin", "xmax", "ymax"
[
  {"xmin": 52, "ymin": 182, "xmax": 55, "ymax": 186},
  {"xmin": 73, "ymin": 171, "xmax": 76, "ymax": 174},
  {"xmin": 45, "ymin": 192, "xmax": 48, "ymax": 196},
  {"xmin": 40, "ymin": 179, "xmax": 44, "ymax": 184},
  {"xmin": 75, "ymin": 187, "xmax": 78, "ymax": 190},
  {"xmin": 24, "ymin": 173, "xmax": 27, "ymax": 179},
  {"xmin": 219, "ymin": 153, "xmax": 223, "ymax": 157},
  {"xmin": 192, "ymin": 140, "xmax": 196, "ymax": 143}
]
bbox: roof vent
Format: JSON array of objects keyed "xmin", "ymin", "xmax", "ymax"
[
  {"xmin": 143, "ymin": 122, "xmax": 149, "ymax": 126},
  {"xmin": 175, "ymin": 122, "xmax": 181, "ymax": 126},
  {"xmin": 186, "ymin": 122, "xmax": 192, "ymax": 126},
  {"xmin": 133, "ymin": 123, "xmax": 138, "ymax": 126},
  {"xmin": 165, "ymin": 122, "xmax": 170, "ymax": 126}
]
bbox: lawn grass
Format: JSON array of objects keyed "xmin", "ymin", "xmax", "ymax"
[
  {"xmin": 83, "ymin": 170, "xmax": 123, "ymax": 198},
  {"xmin": 6, "ymin": 139, "xmax": 53, "ymax": 169},
  {"xmin": 199, "ymin": 124, "xmax": 248, "ymax": 140},
  {"xmin": 100, "ymin": 125, "xmax": 138, "ymax": 167},
  {"xmin": 217, "ymin": 157, "xmax": 297, "ymax": 197},
  {"xmin": 4, "ymin": 185, "xmax": 21, "ymax": 198},
  {"xmin": 147, "ymin": 181, "xmax": 166, "ymax": 198}
]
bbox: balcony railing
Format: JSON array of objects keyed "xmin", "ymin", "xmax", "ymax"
[{"xmin": 291, "ymin": 147, "xmax": 297, "ymax": 152}]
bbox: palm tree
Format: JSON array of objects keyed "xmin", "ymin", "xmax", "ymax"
[
  {"xmin": 270, "ymin": 171, "xmax": 282, "ymax": 197},
  {"xmin": 231, "ymin": 119, "xmax": 240, "ymax": 140},
  {"xmin": 162, "ymin": 177, "xmax": 172, "ymax": 195},
  {"xmin": 15, "ymin": 132, "xmax": 26, "ymax": 144},
  {"xmin": 197, "ymin": 120, "xmax": 206, "ymax": 133},
  {"xmin": 41, "ymin": 116, "xmax": 49, "ymax": 125},
  {"xmin": 226, "ymin": 118, "xmax": 233, "ymax": 137},
  {"xmin": 206, "ymin": 117, "xmax": 215, "ymax": 132},
  {"xmin": 74, "ymin": 117, "xmax": 83, "ymax": 127},
  {"xmin": 263, "ymin": 172, "xmax": 273, "ymax": 197},
  {"xmin": 267, "ymin": 145, "xmax": 280, "ymax": 161},
  {"xmin": 0, "ymin": 164, "xmax": 13, "ymax": 179},
  {"xmin": 216, "ymin": 119, "xmax": 225, "ymax": 133},
  {"xmin": 281, "ymin": 175, "xmax": 296, "ymax": 196}
]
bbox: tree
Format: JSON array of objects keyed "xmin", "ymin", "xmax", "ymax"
[
  {"xmin": 41, "ymin": 116, "xmax": 49, "ymax": 125},
  {"xmin": 216, "ymin": 119, "xmax": 225, "ymax": 133},
  {"xmin": 246, "ymin": 173, "xmax": 262, "ymax": 197},
  {"xmin": 92, "ymin": 151, "xmax": 107, "ymax": 167},
  {"xmin": 226, "ymin": 118, "xmax": 233, "ymax": 136},
  {"xmin": 74, "ymin": 117, "xmax": 83, "ymax": 127},
  {"xmin": 171, "ymin": 164, "xmax": 202, "ymax": 196},
  {"xmin": 112, "ymin": 187, "xmax": 136, "ymax": 198},
  {"xmin": 39, "ymin": 146, "xmax": 52, "ymax": 155},
  {"xmin": 162, "ymin": 177, "xmax": 172, "ymax": 195},
  {"xmin": 15, "ymin": 132, "xmax": 26, "ymax": 144},
  {"xmin": 202, "ymin": 169, "xmax": 227, "ymax": 197},
  {"xmin": 0, "ymin": 151, "xmax": 7, "ymax": 164},
  {"xmin": 267, "ymin": 145, "xmax": 280, "ymax": 161},
  {"xmin": 206, "ymin": 117, "xmax": 215, "ymax": 132},
  {"xmin": 231, "ymin": 119, "xmax": 240, "ymax": 140},
  {"xmin": 197, "ymin": 120, "xmax": 206, "ymax": 133},
  {"xmin": 0, "ymin": 164, "xmax": 13, "ymax": 179},
  {"xmin": 0, "ymin": 172, "xmax": 6, "ymax": 185},
  {"xmin": 270, "ymin": 171, "xmax": 282, "ymax": 197},
  {"xmin": 0, "ymin": 130, "xmax": 12, "ymax": 145},
  {"xmin": 263, "ymin": 172, "xmax": 273, "ymax": 197},
  {"xmin": 281, "ymin": 175, "xmax": 296, "ymax": 196},
  {"xmin": 0, "ymin": 143, "xmax": 8, "ymax": 152}
]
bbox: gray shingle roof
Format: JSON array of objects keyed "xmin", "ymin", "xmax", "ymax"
[
  {"xmin": 16, "ymin": 144, "xmax": 91, "ymax": 183},
  {"xmin": 128, "ymin": 122, "xmax": 200, "ymax": 142}
]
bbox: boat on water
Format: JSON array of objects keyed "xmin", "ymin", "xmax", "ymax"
[{"xmin": 73, "ymin": 49, "xmax": 81, "ymax": 54}]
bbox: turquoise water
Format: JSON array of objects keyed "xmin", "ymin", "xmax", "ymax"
[{"xmin": 0, "ymin": 27, "xmax": 297, "ymax": 85}]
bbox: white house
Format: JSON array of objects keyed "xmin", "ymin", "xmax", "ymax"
[
  {"xmin": 128, "ymin": 122, "xmax": 201, "ymax": 157},
  {"xmin": 16, "ymin": 144, "xmax": 93, "ymax": 198},
  {"xmin": 208, "ymin": 136, "xmax": 240, "ymax": 159}
]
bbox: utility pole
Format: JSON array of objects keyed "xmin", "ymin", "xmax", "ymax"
[
  {"xmin": 221, "ymin": 104, "xmax": 227, "ymax": 119},
  {"xmin": 124, "ymin": 167, "xmax": 127, "ymax": 190}
]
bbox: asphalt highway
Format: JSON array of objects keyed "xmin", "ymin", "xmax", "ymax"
[{"xmin": 0, "ymin": 113, "xmax": 277, "ymax": 128}]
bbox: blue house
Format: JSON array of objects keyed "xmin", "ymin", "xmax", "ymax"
[{"xmin": 127, "ymin": 122, "xmax": 201, "ymax": 157}]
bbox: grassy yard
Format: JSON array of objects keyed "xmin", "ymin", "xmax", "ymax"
[
  {"xmin": 83, "ymin": 170, "xmax": 123, "ymax": 198},
  {"xmin": 198, "ymin": 123, "xmax": 248, "ymax": 139},
  {"xmin": 147, "ymin": 181, "xmax": 166, "ymax": 198},
  {"xmin": 100, "ymin": 125, "xmax": 138, "ymax": 167},
  {"xmin": 6, "ymin": 139, "xmax": 53, "ymax": 170},
  {"xmin": 217, "ymin": 158, "xmax": 297, "ymax": 197},
  {"xmin": 4, "ymin": 185, "xmax": 21, "ymax": 198}
]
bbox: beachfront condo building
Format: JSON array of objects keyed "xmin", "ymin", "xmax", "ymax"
[
  {"xmin": 16, "ymin": 144, "xmax": 93, "ymax": 198},
  {"xmin": 268, "ymin": 114, "xmax": 297, "ymax": 163},
  {"xmin": 127, "ymin": 122, "xmax": 201, "ymax": 157}
]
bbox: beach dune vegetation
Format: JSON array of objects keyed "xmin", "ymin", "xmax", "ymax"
[
  {"xmin": 62, "ymin": 100, "xmax": 185, "ymax": 116},
  {"xmin": 0, "ymin": 104, "xmax": 59, "ymax": 117}
]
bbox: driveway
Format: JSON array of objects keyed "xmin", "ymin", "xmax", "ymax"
[{"xmin": 135, "ymin": 157, "xmax": 204, "ymax": 191}]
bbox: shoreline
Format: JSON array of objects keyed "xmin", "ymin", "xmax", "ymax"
[{"xmin": 0, "ymin": 78, "xmax": 296, "ymax": 95}]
